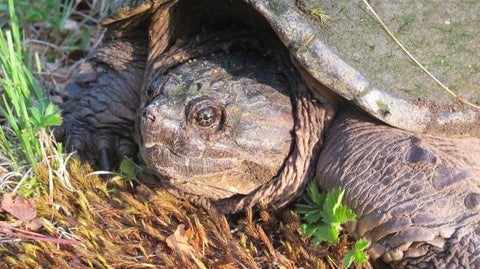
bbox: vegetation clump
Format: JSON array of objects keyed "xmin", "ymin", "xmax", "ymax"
[{"xmin": 296, "ymin": 182, "xmax": 370, "ymax": 268}]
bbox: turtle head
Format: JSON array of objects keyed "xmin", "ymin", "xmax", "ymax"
[
  {"xmin": 139, "ymin": 49, "xmax": 294, "ymax": 201},
  {"xmin": 138, "ymin": 0, "xmax": 327, "ymax": 212}
]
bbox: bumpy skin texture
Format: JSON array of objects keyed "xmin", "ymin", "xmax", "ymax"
[
  {"xmin": 140, "ymin": 49, "xmax": 295, "ymax": 200},
  {"xmin": 57, "ymin": 31, "xmax": 147, "ymax": 169},
  {"xmin": 317, "ymin": 111, "xmax": 480, "ymax": 268}
]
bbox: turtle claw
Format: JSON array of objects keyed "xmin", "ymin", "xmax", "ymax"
[
  {"xmin": 99, "ymin": 148, "xmax": 112, "ymax": 172},
  {"xmin": 95, "ymin": 136, "xmax": 137, "ymax": 171},
  {"xmin": 54, "ymin": 121, "xmax": 87, "ymax": 158},
  {"xmin": 60, "ymin": 117, "xmax": 136, "ymax": 171},
  {"xmin": 117, "ymin": 139, "xmax": 137, "ymax": 160}
]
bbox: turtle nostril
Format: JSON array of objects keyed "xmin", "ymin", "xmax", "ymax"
[{"xmin": 142, "ymin": 110, "xmax": 156, "ymax": 122}]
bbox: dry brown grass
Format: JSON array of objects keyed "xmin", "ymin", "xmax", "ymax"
[{"xmin": 1, "ymin": 158, "xmax": 371, "ymax": 268}]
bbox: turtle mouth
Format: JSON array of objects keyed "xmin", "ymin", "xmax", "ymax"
[
  {"xmin": 141, "ymin": 144, "xmax": 263, "ymax": 199},
  {"xmin": 142, "ymin": 143, "xmax": 238, "ymax": 181}
]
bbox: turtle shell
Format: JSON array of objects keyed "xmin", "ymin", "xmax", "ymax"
[
  {"xmin": 248, "ymin": 0, "xmax": 480, "ymax": 135},
  {"xmin": 101, "ymin": 0, "xmax": 162, "ymax": 25},
  {"xmin": 103, "ymin": 0, "xmax": 480, "ymax": 135}
]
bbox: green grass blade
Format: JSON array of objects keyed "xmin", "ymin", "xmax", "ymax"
[{"xmin": 0, "ymin": 0, "xmax": 62, "ymax": 172}]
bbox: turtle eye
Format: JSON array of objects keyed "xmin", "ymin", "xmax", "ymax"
[
  {"xmin": 196, "ymin": 106, "xmax": 217, "ymax": 127},
  {"xmin": 187, "ymin": 98, "xmax": 224, "ymax": 129}
]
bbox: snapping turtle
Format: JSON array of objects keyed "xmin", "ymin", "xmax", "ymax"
[{"xmin": 57, "ymin": 0, "xmax": 480, "ymax": 267}]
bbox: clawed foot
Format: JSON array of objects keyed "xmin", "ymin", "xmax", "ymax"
[
  {"xmin": 54, "ymin": 35, "xmax": 147, "ymax": 170},
  {"xmin": 55, "ymin": 115, "xmax": 136, "ymax": 170}
]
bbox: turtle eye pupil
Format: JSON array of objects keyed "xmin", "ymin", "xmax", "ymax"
[
  {"xmin": 196, "ymin": 106, "xmax": 217, "ymax": 127},
  {"xmin": 187, "ymin": 99, "xmax": 223, "ymax": 129}
]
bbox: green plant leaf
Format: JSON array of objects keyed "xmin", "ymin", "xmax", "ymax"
[
  {"xmin": 24, "ymin": 7, "xmax": 44, "ymax": 21},
  {"xmin": 313, "ymin": 223, "xmax": 339, "ymax": 244},
  {"xmin": 294, "ymin": 203, "xmax": 318, "ymax": 214},
  {"xmin": 320, "ymin": 188, "xmax": 343, "ymax": 223},
  {"xmin": 355, "ymin": 238, "xmax": 369, "ymax": 251},
  {"xmin": 306, "ymin": 180, "xmax": 325, "ymax": 205},
  {"xmin": 41, "ymin": 103, "xmax": 62, "ymax": 127},
  {"xmin": 342, "ymin": 239, "xmax": 370, "ymax": 268},
  {"xmin": 119, "ymin": 158, "xmax": 136, "ymax": 181},
  {"xmin": 29, "ymin": 106, "xmax": 43, "ymax": 126},
  {"xmin": 342, "ymin": 251, "xmax": 355, "ymax": 268},
  {"xmin": 296, "ymin": 185, "xmax": 357, "ymax": 246},
  {"xmin": 304, "ymin": 209, "xmax": 323, "ymax": 224},
  {"xmin": 295, "ymin": 203, "xmax": 324, "ymax": 224},
  {"xmin": 320, "ymin": 188, "xmax": 355, "ymax": 226},
  {"xmin": 334, "ymin": 204, "xmax": 356, "ymax": 224},
  {"xmin": 300, "ymin": 223, "xmax": 318, "ymax": 237}
]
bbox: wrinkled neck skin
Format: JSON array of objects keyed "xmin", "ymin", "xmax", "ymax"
[{"xmin": 317, "ymin": 110, "xmax": 480, "ymax": 267}]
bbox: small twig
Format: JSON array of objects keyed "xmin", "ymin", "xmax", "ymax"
[
  {"xmin": 11, "ymin": 168, "xmax": 32, "ymax": 194},
  {"xmin": 362, "ymin": 0, "xmax": 480, "ymax": 110},
  {"xmin": 91, "ymin": 28, "xmax": 107, "ymax": 49},
  {"xmin": 26, "ymin": 39, "xmax": 64, "ymax": 52},
  {"xmin": 70, "ymin": 10, "xmax": 101, "ymax": 25},
  {"xmin": 0, "ymin": 222, "xmax": 80, "ymax": 245}
]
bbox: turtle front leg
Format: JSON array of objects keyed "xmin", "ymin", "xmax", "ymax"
[
  {"xmin": 316, "ymin": 110, "xmax": 480, "ymax": 268},
  {"xmin": 57, "ymin": 34, "xmax": 147, "ymax": 170}
]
